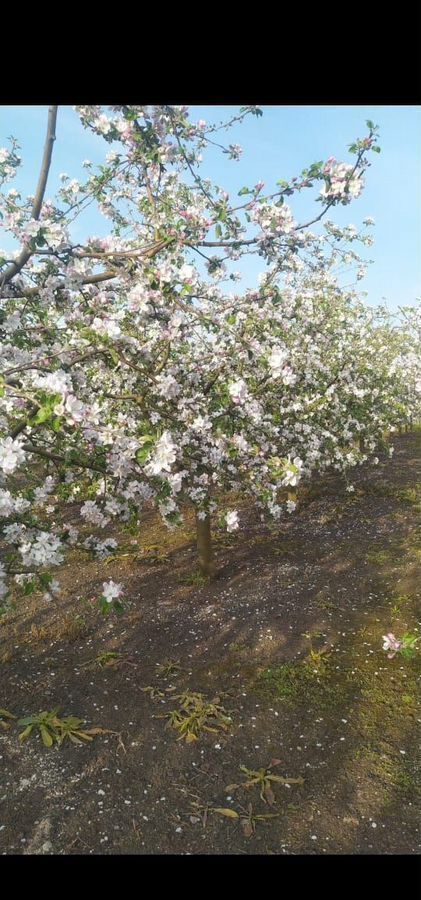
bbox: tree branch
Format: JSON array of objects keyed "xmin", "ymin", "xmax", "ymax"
[{"xmin": 1, "ymin": 106, "xmax": 58, "ymax": 290}]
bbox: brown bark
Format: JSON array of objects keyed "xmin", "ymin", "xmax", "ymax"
[{"xmin": 196, "ymin": 512, "xmax": 215, "ymax": 579}]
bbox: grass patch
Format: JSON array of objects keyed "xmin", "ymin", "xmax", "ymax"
[
  {"xmin": 397, "ymin": 486, "xmax": 421, "ymax": 505},
  {"xmin": 354, "ymin": 746, "xmax": 420, "ymax": 796},
  {"xmin": 390, "ymin": 593, "xmax": 412, "ymax": 617},
  {"xmin": 26, "ymin": 613, "xmax": 89, "ymax": 645},
  {"xmin": 178, "ymin": 572, "xmax": 210, "ymax": 587},
  {"xmin": 255, "ymin": 656, "xmax": 350, "ymax": 711},
  {"xmin": 366, "ymin": 547, "xmax": 398, "ymax": 565}
]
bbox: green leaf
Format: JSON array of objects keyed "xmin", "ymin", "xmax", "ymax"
[
  {"xmin": 400, "ymin": 648, "xmax": 415, "ymax": 659},
  {"xmin": 18, "ymin": 715, "xmax": 37, "ymax": 726},
  {"xmin": 372, "ymin": 145, "xmax": 381, "ymax": 153},
  {"xmin": 269, "ymin": 775, "xmax": 304, "ymax": 785},
  {"xmin": 40, "ymin": 724, "xmax": 54, "ymax": 747},
  {"xmin": 263, "ymin": 784, "xmax": 276, "ymax": 805},
  {"xmin": 18, "ymin": 725, "xmax": 32, "ymax": 741},
  {"xmin": 238, "ymin": 186, "xmax": 251, "ymax": 196},
  {"xmin": 109, "ymin": 348, "xmax": 120, "ymax": 365},
  {"xmin": 136, "ymin": 445, "xmax": 153, "ymax": 464},
  {"xmin": 212, "ymin": 808, "xmax": 239, "ymax": 818},
  {"xmin": 39, "ymin": 572, "xmax": 52, "ymax": 589},
  {"xmin": 135, "ymin": 436, "xmax": 154, "ymax": 464},
  {"xmin": 23, "ymin": 580, "xmax": 36, "ymax": 596},
  {"xmin": 100, "ymin": 597, "xmax": 111, "ymax": 615},
  {"xmin": 30, "ymin": 405, "xmax": 53, "ymax": 425},
  {"xmin": 308, "ymin": 161, "xmax": 323, "ymax": 176}
]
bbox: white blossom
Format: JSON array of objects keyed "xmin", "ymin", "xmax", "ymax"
[
  {"xmin": 0, "ymin": 438, "xmax": 26, "ymax": 474},
  {"xmin": 226, "ymin": 510, "xmax": 239, "ymax": 532}
]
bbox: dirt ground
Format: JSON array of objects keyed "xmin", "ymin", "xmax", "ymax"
[{"xmin": 0, "ymin": 432, "xmax": 420, "ymax": 856}]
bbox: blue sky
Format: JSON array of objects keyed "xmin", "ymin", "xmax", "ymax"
[{"xmin": 1, "ymin": 105, "xmax": 420, "ymax": 311}]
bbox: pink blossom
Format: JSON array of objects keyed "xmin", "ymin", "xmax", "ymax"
[{"xmin": 382, "ymin": 633, "xmax": 402, "ymax": 659}]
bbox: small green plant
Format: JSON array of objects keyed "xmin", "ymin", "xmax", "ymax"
[
  {"xmin": 81, "ymin": 651, "xmax": 121, "ymax": 670},
  {"xmin": 162, "ymin": 691, "xmax": 232, "ymax": 743},
  {"xmin": 189, "ymin": 798, "xmax": 240, "ymax": 827},
  {"xmin": 187, "ymin": 798, "xmax": 279, "ymax": 837},
  {"xmin": 302, "ymin": 630, "xmax": 329, "ymax": 668},
  {"xmin": 141, "ymin": 685, "xmax": 170, "ymax": 701},
  {"xmin": 402, "ymin": 694, "xmax": 416, "ymax": 706},
  {"xmin": 399, "ymin": 632, "xmax": 419, "ymax": 658},
  {"xmin": 390, "ymin": 594, "xmax": 411, "ymax": 617},
  {"xmin": 18, "ymin": 709, "xmax": 60, "ymax": 747},
  {"xmin": 143, "ymin": 682, "xmax": 178, "ymax": 701},
  {"xmin": 238, "ymin": 802, "xmax": 281, "ymax": 837},
  {"xmin": 155, "ymin": 659, "xmax": 182, "ymax": 678},
  {"xmin": 308, "ymin": 648, "xmax": 329, "ymax": 667},
  {"xmin": 226, "ymin": 762, "xmax": 304, "ymax": 805},
  {"xmin": 17, "ymin": 709, "xmax": 108, "ymax": 748},
  {"xmin": 0, "ymin": 708, "xmax": 16, "ymax": 731},
  {"xmin": 55, "ymin": 716, "xmax": 107, "ymax": 745}
]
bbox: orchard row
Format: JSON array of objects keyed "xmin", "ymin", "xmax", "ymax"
[{"xmin": 0, "ymin": 106, "xmax": 419, "ymax": 602}]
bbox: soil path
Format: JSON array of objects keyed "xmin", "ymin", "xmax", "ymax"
[{"xmin": 0, "ymin": 433, "xmax": 420, "ymax": 855}]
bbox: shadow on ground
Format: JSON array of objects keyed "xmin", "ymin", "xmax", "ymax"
[{"xmin": 0, "ymin": 433, "xmax": 420, "ymax": 854}]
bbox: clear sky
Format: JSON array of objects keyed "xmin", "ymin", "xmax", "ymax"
[{"xmin": 1, "ymin": 105, "xmax": 420, "ymax": 311}]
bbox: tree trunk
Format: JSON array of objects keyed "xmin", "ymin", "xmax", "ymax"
[
  {"xmin": 359, "ymin": 436, "xmax": 365, "ymax": 453},
  {"xmin": 196, "ymin": 512, "xmax": 215, "ymax": 579}
]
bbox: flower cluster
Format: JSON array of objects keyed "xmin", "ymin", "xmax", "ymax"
[
  {"xmin": 320, "ymin": 158, "xmax": 363, "ymax": 202},
  {"xmin": 382, "ymin": 633, "xmax": 402, "ymax": 659},
  {"xmin": 382, "ymin": 632, "xmax": 418, "ymax": 659},
  {"xmin": 0, "ymin": 438, "xmax": 26, "ymax": 475}
]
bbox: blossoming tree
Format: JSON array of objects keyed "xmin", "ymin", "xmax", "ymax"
[{"xmin": 0, "ymin": 105, "xmax": 419, "ymax": 606}]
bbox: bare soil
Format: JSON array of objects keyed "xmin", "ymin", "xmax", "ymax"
[{"xmin": 0, "ymin": 433, "xmax": 420, "ymax": 855}]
